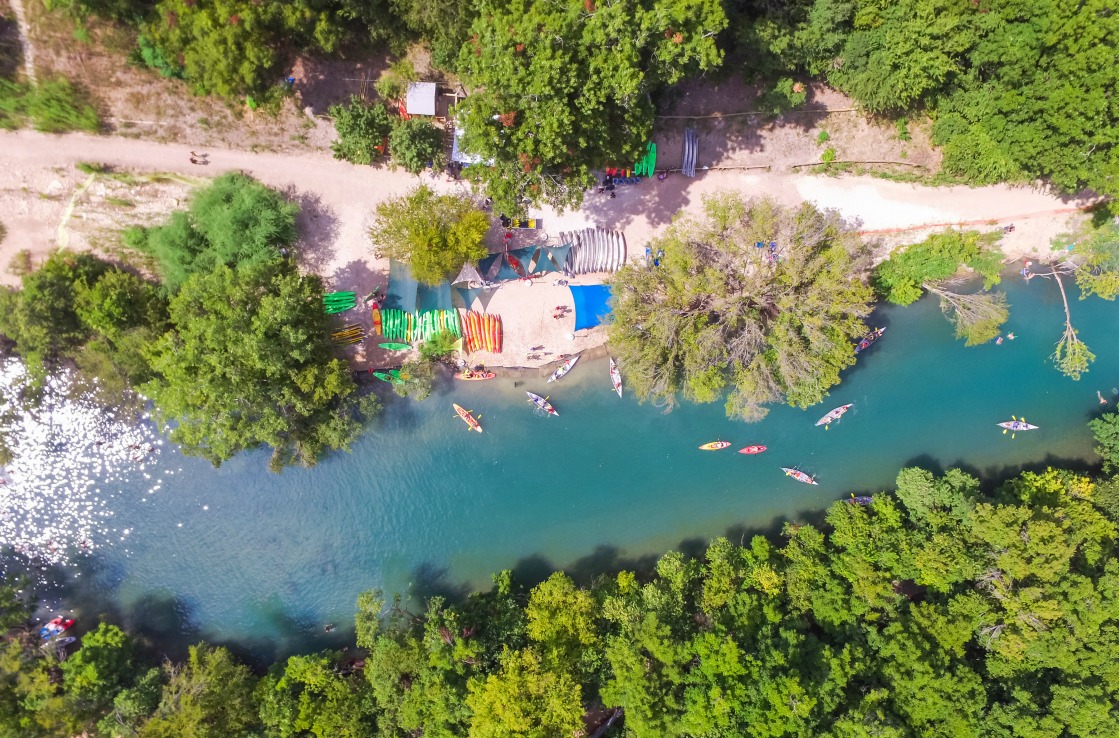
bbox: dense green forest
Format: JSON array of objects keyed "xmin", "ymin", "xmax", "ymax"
[
  {"xmin": 5, "ymin": 422, "xmax": 1119, "ymax": 736},
  {"xmin": 38, "ymin": 0, "xmax": 1119, "ymax": 212}
]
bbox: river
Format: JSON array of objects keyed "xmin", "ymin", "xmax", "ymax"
[{"xmin": 6, "ymin": 273, "xmax": 1118, "ymax": 662}]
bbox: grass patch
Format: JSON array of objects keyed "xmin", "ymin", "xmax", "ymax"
[
  {"xmin": 105, "ymin": 196, "xmax": 135, "ymax": 208},
  {"xmin": 0, "ymin": 76, "xmax": 101, "ymax": 133},
  {"xmin": 6, "ymin": 249, "xmax": 33, "ymax": 277},
  {"xmin": 77, "ymin": 161, "xmax": 110, "ymax": 174}
]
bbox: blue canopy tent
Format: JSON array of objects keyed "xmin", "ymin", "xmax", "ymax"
[{"xmin": 568, "ymin": 284, "xmax": 613, "ymax": 331}]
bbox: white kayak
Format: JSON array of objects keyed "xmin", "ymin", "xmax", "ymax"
[
  {"xmin": 815, "ymin": 403, "xmax": 853, "ymax": 427},
  {"xmin": 609, "ymin": 357, "xmax": 622, "ymax": 398},
  {"xmin": 548, "ymin": 354, "xmax": 580, "ymax": 383},
  {"xmin": 526, "ymin": 391, "xmax": 558, "ymax": 416}
]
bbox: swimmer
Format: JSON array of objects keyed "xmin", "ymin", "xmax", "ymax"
[
  {"xmin": 324, "ymin": 624, "xmax": 336, "ymax": 633},
  {"xmin": 1099, "ymin": 391, "xmax": 1108, "ymax": 406},
  {"xmin": 1007, "ymin": 333, "xmax": 1016, "ymax": 340}
]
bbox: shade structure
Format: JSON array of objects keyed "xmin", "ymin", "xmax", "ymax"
[
  {"xmin": 568, "ymin": 284, "xmax": 613, "ymax": 331},
  {"xmin": 453, "ymin": 261, "xmax": 484, "ymax": 284},
  {"xmin": 405, "ymin": 82, "xmax": 436, "ymax": 116}
]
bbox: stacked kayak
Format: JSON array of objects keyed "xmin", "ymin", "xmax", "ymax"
[
  {"xmin": 331, "ymin": 323, "xmax": 364, "ymax": 346},
  {"xmin": 462, "ymin": 311, "xmax": 503, "ymax": 353},
  {"xmin": 324, "ymin": 291, "xmax": 356, "ymax": 314},
  {"xmin": 375, "ymin": 308, "xmax": 462, "ymax": 343}
]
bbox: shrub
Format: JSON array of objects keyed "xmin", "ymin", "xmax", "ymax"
[
  {"xmin": 24, "ymin": 77, "xmax": 99, "ymax": 133},
  {"xmin": 328, "ymin": 96, "xmax": 392, "ymax": 165},
  {"xmin": 389, "ymin": 118, "xmax": 444, "ymax": 174}
]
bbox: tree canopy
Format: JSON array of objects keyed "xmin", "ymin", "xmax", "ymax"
[
  {"xmin": 143, "ymin": 262, "xmax": 378, "ymax": 470},
  {"xmin": 329, "ymin": 96, "xmax": 393, "ymax": 166},
  {"xmin": 0, "ymin": 251, "xmax": 167, "ymax": 396},
  {"xmin": 609, "ymin": 194, "xmax": 874, "ymax": 422},
  {"xmin": 873, "ymin": 230, "xmax": 1008, "ymax": 345},
  {"xmin": 124, "ymin": 172, "xmax": 298, "ymax": 294},
  {"xmin": 739, "ymin": 0, "xmax": 1119, "ymax": 208},
  {"xmin": 454, "ymin": 0, "xmax": 727, "ymax": 213},
  {"xmin": 368, "ymin": 186, "xmax": 489, "ymax": 285},
  {"xmin": 5, "ymin": 457, "xmax": 1119, "ymax": 737}
]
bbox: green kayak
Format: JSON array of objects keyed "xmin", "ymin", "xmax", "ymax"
[{"xmin": 379, "ymin": 342, "xmax": 411, "ymax": 351}]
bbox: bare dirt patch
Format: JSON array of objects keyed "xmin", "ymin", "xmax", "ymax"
[
  {"xmin": 20, "ymin": 5, "xmax": 410, "ymax": 153},
  {"xmin": 652, "ymin": 77, "xmax": 940, "ymax": 175}
]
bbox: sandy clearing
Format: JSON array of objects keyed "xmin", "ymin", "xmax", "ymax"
[{"xmin": 0, "ymin": 129, "xmax": 1098, "ymax": 369}]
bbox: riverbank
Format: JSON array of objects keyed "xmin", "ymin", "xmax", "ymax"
[{"xmin": 0, "ymin": 130, "xmax": 1100, "ymax": 370}]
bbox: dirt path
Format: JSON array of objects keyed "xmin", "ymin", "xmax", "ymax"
[
  {"xmin": 0, "ymin": 129, "xmax": 1097, "ymax": 367},
  {"xmin": 8, "ymin": 0, "xmax": 36, "ymax": 84}
]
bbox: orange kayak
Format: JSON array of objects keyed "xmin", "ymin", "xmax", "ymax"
[{"xmin": 453, "ymin": 403, "xmax": 483, "ymax": 432}]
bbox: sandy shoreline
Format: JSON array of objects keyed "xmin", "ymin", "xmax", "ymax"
[{"xmin": 0, "ymin": 130, "xmax": 1098, "ymax": 371}]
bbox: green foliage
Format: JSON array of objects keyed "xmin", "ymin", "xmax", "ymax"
[
  {"xmin": 369, "ymin": 186, "xmax": 489, "ymax": 285},
  {"xmin": 24, "ymin": 77, "xmax": 99, "ymax": 132},
  {"xmin": 896, "ymin": 118, "xmax": 911, "ymax": 142},
  {"xmin": 132, "ymin": 33, "xmax": 184, "ymax": 79},
  {"xmin": 455, "ymin": 0, "xmax": 727, "ymax": 213},
  {"xmin": 1052, "ymin": 328, "xmax": 1095, "ymax": 381},
  {"xmin": 124, "ymin": 172, "xmax": 298, "ymax": 293},
  {"xmin": 144, "ymin": 262, "xmax": 377, "ymax": 470},
  {"xmin": 874, "ymin": 230, "xmax": 1003, "ymax": 305},
  {"xmin": 143, "ymin": 0, "xmax": 379, "ymax": 97},
  {"xmin": 1059, "ymin": 218, "xmax": 1119, "ymax": 300},
  {"xmin": 0, "ymin": 76, "xmax": 99, "ymax": 132},
  {"xmin": 419, "ymin": 329, "xmax": 458, "ymax": 361},
  {"xmin": 98, "ymin": 667, "xmax": 163, "ymax": 738},
  {"xmin": 0, "ymin": 250, "xmax": 162, "ymax": 395},
  {"xmin": 389, "ymin": 118, "xmax": 444, "ymax": 174},
  {"xmin": 608, "ymin": 193, "xmax": 875, "ymax": 422},
  {"xmin": 391, "ymin": 0, "xmax": 476, "ymax": 69},
  {"xmin": 257, "ymin": 652, "xmax": 377, "ymax": 738},
  {"xmin": 816, "ymin": 129, "xmax": 829, "ymax": 145},
  {"xmin": 328, "ymin": 96, "xmax": 392, "ymax": 165},
  {"xmin": 820, "ymin": 146, "xmax": 836, "ymax": 163},
  {"xmin": 60, "ymin": 623, "xmax": 138, "ymax": 715},
  {"xmin": 1090, "ymin": 411, "xmax": 1119, "ymax": 475},
  {"xmin": 392, "ymin": 358, "xmax": 435, "ymax": 400},
  {"xmin": 7, "ymin": 460, "xmax": 1119, "ymax": 737},
  {"xmin": 465, "ymin": 648, "xmax": 583, "ymax": 738},
  {"xmin": 372, "ymin": 58, "xmax": 417, "ymax": 102},
  {"xmin": 756, "ymin": 78, "xmax": 807, "ymax": 116},
  {"xmin": 139, "ymin": 644, "xmax": 261, "ymax": 737}
]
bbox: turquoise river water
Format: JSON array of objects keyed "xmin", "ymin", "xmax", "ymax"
[{"xmin": 17, "ymin": 275, "xmax": 1119, "ymax": 660}]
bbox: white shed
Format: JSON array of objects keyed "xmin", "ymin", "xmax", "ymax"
[{"xmin": 404, "ymin": 82, "xmax": 437, "ymax": 117}]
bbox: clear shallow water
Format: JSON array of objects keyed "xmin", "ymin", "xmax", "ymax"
[{"xmin": 13, "ymin": 275, "xmax": 1119, "ymax": 661}]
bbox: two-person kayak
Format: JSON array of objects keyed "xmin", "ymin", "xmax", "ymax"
[
  {"xmin": 452, "ymin": 403, "xmax": 483, "ymax": 433},
  {"xmin": 815, "ymin": 403, "xmax": 853, "ymax": 428},
  {"xmin": 526, "ymin": 392, "xmax": 558, "ymax": 416}
]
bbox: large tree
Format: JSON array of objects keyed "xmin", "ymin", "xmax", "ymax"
[
  {"xmin": 369, "ymin": 186, "xmax": 489, "ymax": 285},
  {"xmin": 609, "ymin": 194, "xmax": 874, "ymax": 422},
  {"xmin": 124, "ymin": 172, "xmax": 298, "ymax": 294},
  {"xmin": 873, "ymin": 230, "xmax": 1008, "ymax": 346},
  {"xmin": 143, "ymin": 262, "xmax": 378, "ymax": 471},
  {"xmin": 454, "ymin": 0, "xmax": 727, "ymax": 214}
]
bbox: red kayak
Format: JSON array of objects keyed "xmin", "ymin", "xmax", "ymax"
[{"xmin": 738, "ymin": 445, "xmax": 767, "ymax": 454}]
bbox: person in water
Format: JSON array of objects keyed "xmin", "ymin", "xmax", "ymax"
[{"xmin": 1099, "ymin": 390, "xmax": 1108, "ymax": 405}]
